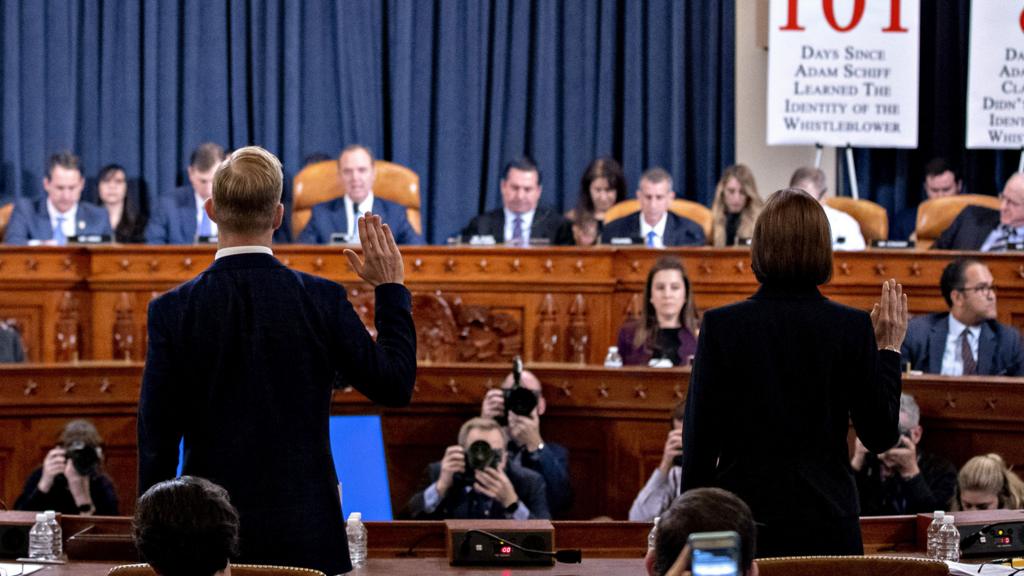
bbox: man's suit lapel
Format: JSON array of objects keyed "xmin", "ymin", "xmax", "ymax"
[
  {"xmin": 977, "ymin": 322, "xmax": 997, "ymax": 376},
  {"xmin": 331, "ymin": 201, "xmax": 349, "ymax": 237},
  {"xmin": 31, "ymin": 200, "xmax": 52, "ymax": 239},
  {"xmin": 530, "ymin": 208, "xmax": 548, "ymax": 240},
  {"xmin": 927, "ymin": 316, "xmax": 948, "ymax": 374}
]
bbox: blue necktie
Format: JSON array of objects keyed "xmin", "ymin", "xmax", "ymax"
[
  {"xmin": 646, "ymin": 230, "xmax": 657, "ymax": 247},
  {"xmin": 199, "ymin": 209, "xmax": 212, "ymax": 236},
  {"xmin": 53, "ymin": 216, "xmax": 67, "ymax": 246}
]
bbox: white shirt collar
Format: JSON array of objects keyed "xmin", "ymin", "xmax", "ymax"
[
  {"xmin": 46, "ymin": 200, "xmax": 78, "ymax": 235},
  {"xmin": 639, "ymin": 212, "xmax": 668, "ymax": 247},
  {"xmin": 948, "ymin": 314, "xmax": 981, "ymax": 340},
  {"xmin": 344, "ymin": 193, "xmax": 375, "ymax": 237},
  {"xmin": 215, "ymin": 245, "xmax": 274, "ymax": 260}
]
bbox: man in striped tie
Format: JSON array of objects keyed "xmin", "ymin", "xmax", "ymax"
[{"xmin": 900, "ymin": 257, "xmax": 1024, "ymax": 376}]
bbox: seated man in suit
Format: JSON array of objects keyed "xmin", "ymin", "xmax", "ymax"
[
  {"xmin": 852, "ymin": 393, "xmax": 957, "ymax": 516},
  {"xmin": 789, "ymin": 166, "xmax": 865, "ymax": 251},
  {"xmin": 891, "ymin": 158, "xmax": 963, "ymax": 241},
  {"xmin": 145, "ymin": 142, "xmax": 225, "ymax": 244},
  {"xmin": 5, "ymin": 151, "xmax": 112, "ymax": 245},
  {"xmin": 461, "ymin": 157, "xmax": 573, "ymax": 246},
  {"xmin": 401, "ymin": 417, "xmax": 550, "ymax": 520},
  {"xmin": 297, "ymin": 144, "xmax": 422, "ymax": 245},
  {"xmin": 480, "ymin": 370, "xmax": 572, "ymax": 516},
  {"xmin": 134, "ymin": 476, "xmax": 239, "ymax": 576},
  {"xmin": 601, "ymin": 168, "xmax": 705, "ymax": 247},
  {"xmin": 934, "ymin": 172, "xmax": 1024, "ymax": 251},
  {"xmin": 901, "ymin": 257, "xmax": 1023, "ymax": 376}
]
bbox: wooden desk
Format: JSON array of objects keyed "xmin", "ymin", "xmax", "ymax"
[
  {"xmin": 2, "ymin": 362, "xmax": 1023, "ymax": 520},
  {"xmin": 1, "ymin": 246, "xmax": 1021, "ymax": 364}
]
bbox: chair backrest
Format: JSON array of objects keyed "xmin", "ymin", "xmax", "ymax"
[
  {"xmin": 825, "ymin": 197, "xmax": 889, "ymax": 242},
  {"xmin": 109, "ymin": 563, "xmax": 326, "ymax": 576},
  {"xmin": 915, "ymin": 194, "xmax": 1002, "ymax": 249},
  {"xmin": 291, "ymin": 159, "xmax": 421, "ymax": 238},
  {"xmin": 603, "ymin": 199, "xmax": 712, "ymax": 241},
  {"xmin": 0, "ymin": 202, "xmax": 14, "ymax": 242},
  {"xmin": 756, "ymin": 555, "xmax": 947, "ymax": 576}
]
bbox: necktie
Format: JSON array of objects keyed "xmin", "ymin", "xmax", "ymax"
[
  {"xmin": 961, "ymin": 329, "xmax": 977, "ymax": 375},
  {"xmin": 646, "ymin": 230, "xmax": 657, "ymax": 247},
  {"xmin": 199, "ymin": 209, "xmax": 212, "ymax": 236},
  {"xmin": 988, "ymin": 225, "xmax": 1012, "ymax": 253},
  {"xmin": 53, "ymin": 216, "xmax": 66, "ymax": 246},
  {"xmin": 512, "ymin": 216, "xmax": 524, "ymax": 246}
]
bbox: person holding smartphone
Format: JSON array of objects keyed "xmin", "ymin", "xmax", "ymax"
[{"xmin": 630, "ymin": 402, "xmax": 685, "ymax": 521}]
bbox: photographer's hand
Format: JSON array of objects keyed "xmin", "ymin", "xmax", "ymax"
[
  {"xmin": 508, "ymin": 412, "xmax": 543, "ymax": 452},
  {"xmin": 37, "ymin": 447, "xmax": 66, "ymax": 494},
  {"xmin": 481, "ymin": 388, "xmax": 505, "ymax": 419},
  {"xmin": 436, "ymin": 445, "xmax": 465, "ymax": 498},
  {"xmin": 63, "ymin": 459, "xmax": 95, "ymax": 513},
  {"xmin": 474, "ymin": 467, "xmax": 517, "ymax": 508},
  {"xmin": 658, "ymin": 429, "xmax": 683, "ymax": 476},
  {"xmin": 881, "ymin": 435, "xmax": 920, "ymax": 480}
]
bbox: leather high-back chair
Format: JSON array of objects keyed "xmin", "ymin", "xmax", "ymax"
[
  {"xmin": 291, "ymin": 159, "xmax": 421, "ymax": 239},
  {"xmin": 109, "ymin": 563, "xmax": 326, "ymax": 576},
  {"xmin": 915, "ymin": 194, "xmax": 1002, "ymax": 249},
  {"xmin": 0, "ymin": 202, "xmax": 14, "ymax": 242},
  {"xmin": 603, "ymin": 199, "xmax": 713, "ymax": 242},
  {"xmin": 757, "ymin": 555, "xmax": 947, "ymax": 576},
  {"xmin": 825, "ymin": 197, "xmax": 889, "ymax": 243}
]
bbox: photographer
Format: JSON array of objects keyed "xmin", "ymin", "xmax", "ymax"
[
  {"xmin": 401, "ymin": 417, "xmax": 550, "ymax": 520},
  {"xmin": 852, "ymin": 393, "xmax": 956, "ymax": 515},
  {"xmin": 630, "ymin": 402, "xmax": 684, "ymax": 521},
  {"xmin": 480, "ymin": 370, "xmax": 572, "ymax": 516},
  {"xmin": 15, "ymin": 419, "xmax": 119, "ymax": 515}
]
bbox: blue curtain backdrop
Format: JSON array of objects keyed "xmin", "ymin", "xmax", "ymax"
[{"xmin": 0, "ymin": 0, "xmax": 735, "ymax": 243}]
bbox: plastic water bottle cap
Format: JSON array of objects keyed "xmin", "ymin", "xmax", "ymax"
[
  {"xmin": 45, "ymin": 511, "xmax": 56, "ymax": 520},
  {"xmin": 608, "ymin": 346, "xmax": 618, "ymax": 353},
  {"xmin": 347, "ymin": 512, "xmax": 362, "ymax": 522},
  {"xmin": 943, "ymin": 515, "xmax": 955, "ymax": 524},
  {"xmin": 35, "ymin": 513, "xmax": 46, "ymax": 522},
  {"xmin": 933, "ymin": 510, "xmax": 944, "ymax": 518}
]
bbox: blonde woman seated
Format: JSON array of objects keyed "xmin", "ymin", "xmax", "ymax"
[
  {"xmin": 710, "ymin": 164, "xmax": 763, "ymax": 247},
  {"xmin": 616, "ymin": 257, "xmax": 698, "ymax": 366},
  {"xmin": 955, "ymin": 453, "xmax": 1024, "ymax": 511}
]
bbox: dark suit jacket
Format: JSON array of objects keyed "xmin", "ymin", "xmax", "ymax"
[
  {"xmin": 511, "ymin": 440, "xmax": 572, "ymax": 517},
  {"xmin": 932, "ymin": 206, "xmax": 1000, "ymax": 250},
  {"xmin": 138, "ymin": 253, "xmax": 416, "ymax": 575},
  {"xmin": 681, "ymin": 284, "xmax": 901, "ymax": 557},
  {"xmin": 4, "ymin": 199, "xmax": 112, "ymax": 245},
  {"xmin": 144, "ymin": 187, "xmax": 202, "ymax": 245},
  {"xmin": 901, "ymin": 312, "xmax": 1024, "ymax": 376},
  {"xmin": 400, "ymin": 460, "xmax": 551, "ymax": 520},
  {"xmin": 461, "ymin": 206, "xmax": 573, "ymax": 246},
  {"xmin": 600, "ymin": 212, "xmax": 706, "ymax": 246},
  {"xmin": 297, "ymin": 196, "xmax": 422, "ymax": 245}
]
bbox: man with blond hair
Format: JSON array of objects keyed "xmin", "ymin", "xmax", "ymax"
[{"xmin": 138, "ymin": 146, "xmax": 416, "ymax": 575}]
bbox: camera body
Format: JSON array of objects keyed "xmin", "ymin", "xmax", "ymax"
[
  {"xmin": 496, "ymin": 356, "xmax": 538, "ymax": 427},
  {"xmin": 65, "ymin": 441, "xmax": 100, "ymax": 476},
  {"xmin": 462, "ymin": 440, "xmax": 501, "ymax": 483}
]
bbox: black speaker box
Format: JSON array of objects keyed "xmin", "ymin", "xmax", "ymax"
[{"xmin": 0, "ymin": 524, "xmax": 31, "ymax": 559}]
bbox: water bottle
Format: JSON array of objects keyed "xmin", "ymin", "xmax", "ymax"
[
  {"xmin": 28, "ymin": 513, "xmax": 54, "ymax": 560},
  {"xmin": 45, "ymin": 510, "xmax": 62, "ymax": 560},
  {"xmin": 936, "ymin": 515, "xmax": 960, "ymax": 561},
  {"xmin": 648, "ymin": 516, "xmax": 660, "ymax": 552},
  {"xmin": 346, "ymin": 511, "xmax": 367, "ymax": 567},
  {"xmin": 926, "ymin": 510, "xmax": 944, "ymax": 559},
  {"xmin": 604, "ymin": 346, "xmax": 623, "ymax": 368}
]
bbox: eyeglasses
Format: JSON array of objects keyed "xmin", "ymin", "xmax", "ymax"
[{"xmin": 958, "ymin": 284, "xmax": 997, "ymax": 296}]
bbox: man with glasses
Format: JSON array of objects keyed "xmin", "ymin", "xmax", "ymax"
[
  {"xmin": 934, "ymin": 173, "xmax": 1024, "ymax": 251},
  {"xmin": 789, "ymin": 166, "xmax": 866, "ymax": 250},
  {"xmin": 901, "ymin": 258, "xmax": 1023, "ymax": 376},
  {"xmin": 400, "ymin": 416, "xmax": 550, "ymax": 520}
]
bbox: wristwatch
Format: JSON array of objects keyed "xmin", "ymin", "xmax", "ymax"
[
  {"xmin": 77, "ymin": 503, "xmax": 95, "ymax": 514},
  {"xmin": 504, "ymin": 500, "xmax": 520, "ymax": 515}
]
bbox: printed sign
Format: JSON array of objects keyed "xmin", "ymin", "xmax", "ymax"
[{"xmin": 966, "ymin": 1, "xmax": 1024, "ymax": 149}]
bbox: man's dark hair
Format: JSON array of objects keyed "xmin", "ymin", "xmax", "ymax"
[
  {"xmin": 46, "ymin": 151, "xmax": 83, "ymax": 179},
  {"xmin": 190, "ymin": 143, "xmax": 226, "ymax": 171},
  {"xmin": 924, "ymin": 157, "xmax": 960, "ymax": 182},
  {"xmin": 134, "ymin": 476, "xmax": 240, "ymax": 576},
  {"xmin": 97, "ymin": 164, "xmax": 126, "ymax": 183},
  {"xmin": 502, "ymin": 156, "xmax": 542, "ymax": 185},
  {"xmin": 339, "ymin": 144, "xmax": 376, "ymax": 165},
  {"xmin": 751, "ymin": 188, "xmax": 832, "ymax": 287},
  {"xmin": 653, "ymin": 487, "xmax": 756, "ymax": 576},
  {"xmin": 640, "ymin": 167, "xmax": 673, "ymax": 189},
  {"xmin": 940, "ymin": 257, "xmax": 984, "ymax": 308}
]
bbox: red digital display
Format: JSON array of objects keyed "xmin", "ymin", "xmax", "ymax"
[{"xmin": 500, "ymin": 545, "xmax": 513, "ymax": 554}]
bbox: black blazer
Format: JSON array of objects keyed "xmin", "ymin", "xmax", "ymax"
[
  {"xmin": 901, "ymin": 312, "xmax": 1024, "ymax": 376},
  {"xmin": 138, "ymin": 253, "xmax": 416, "ymax": 575},
  {"xmin": 401, "ymin": 460, "xmax": 551, "ymax": 520},
  {"xmin": 461, "ymin": 206, "xmax": 573, "ymax": 245},
  {"xmin": 681, "ymin": 284, "xmax": 901, "ymax": 557},
  {"xmin": 932, "ymin": 206, "xmax": 1000, "ymax": 250},
  {"xmin": 600, "ymin": 212, "xmax": 706, "ymax": 246}
]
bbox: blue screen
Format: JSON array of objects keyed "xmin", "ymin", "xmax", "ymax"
[{"xmin": 692, "ymin": 548, "xmax": 738, "ymax": 576}]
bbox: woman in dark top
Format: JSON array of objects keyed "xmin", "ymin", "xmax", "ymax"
[
  {"xmin": 15, "ymin": 419, "xmax": 119, "ymax": 516},
  {"xmin": 568, "ymin": 158, "xmax": 628, "ymax": 244},
  {"xmin": 95, "ymin": 164, "xmax": 147, "ymax": 243},
  {"xmin": 710, "ymin": 164, "xmax": 763, "ymax": 247},
  {"xmin": 680, "ymin": 188, "xmax": 907, "ymax": 557},
  {"xmin": 616, "ymin": 257, "xmax": 698, "ymax": 366}
]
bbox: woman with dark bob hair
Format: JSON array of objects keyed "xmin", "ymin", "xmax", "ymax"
[
  {"xmin": 567, "ymin": 157, "xmax": 627, "ymax": 244},
  {"xmin": 616, "ymin": 257, "xmax": 698, "ymax": 366},
  {"xmin": 680, "ymin": 188, "xmax": 908, "ymax": 557},
  {"xmin": 94, "ymin": 164, "xmax": 147, "ymax": 243}
]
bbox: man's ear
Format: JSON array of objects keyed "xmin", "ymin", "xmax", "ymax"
[
  {"xmin": 272, "ymin": 203, "xmax": 284, "ymax": 230},
  {"xmin": 645, "ymin": 548, "xmax": 656, "ymax": 576},
  {"xmin": 205, "ymin": 197, "xmax": 218, "ymax": 223},
  {"xmin": 911, "ymin": 425, "xmax": 923, "ymax": 444}
]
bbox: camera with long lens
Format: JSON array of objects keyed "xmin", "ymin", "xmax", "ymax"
[
  {"xmin": 496, "ymin": 356, "xmax": 538, "ymax": 426},
  {"xmin": 65, "ymin": 441, "xmax": 100, "ymax": 476},
  {"xmin": 463, "ymin": 440, "xmax": 502, "ymax": 483}
]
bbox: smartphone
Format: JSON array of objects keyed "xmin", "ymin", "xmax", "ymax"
[{"xmin": 688, "ymin": 531, "xmax": 740, "ymax": 576}]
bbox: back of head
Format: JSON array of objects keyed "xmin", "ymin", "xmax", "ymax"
[
  {"xmin": 653, "ymin": 487, "xmax": 756, "ymax": 576},
  {"xmin": 751, "ymin": 188, "xmax": 832, "ymax": 287},
  {"xmin": 958, "ymin": 453, "xmax": 1024, "ymax": 509},
  {"xmin": 212, "ymin": 146, "xmax": 283, "ymax": 234},
  {"xmin": 134, "ymin": 476, "xmax": 240, "ymax": 576}
]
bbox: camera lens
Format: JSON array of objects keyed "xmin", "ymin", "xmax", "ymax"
[
  {"xmin": 465, "ymin": 440, "xmax": 496, "ymax": 471},
  {"xmin": 66, "ymin": 441, "xmax": 99, "ymax": 476},
  {"xmin": 504, "ymin": 387, "xmax": 538, "ymax": 418}
]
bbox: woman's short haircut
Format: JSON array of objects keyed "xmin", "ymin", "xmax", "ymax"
[
  {"xmin": 212, "ymin": 146, "xmax": 283, "ymax": 235},
  {"xmin": 751, "ymin": 188, "xmax": 833, "ymax": 287},
  {"xmin": 134, "ymin": 476, "xmax": 240, "ymax": 576}
]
